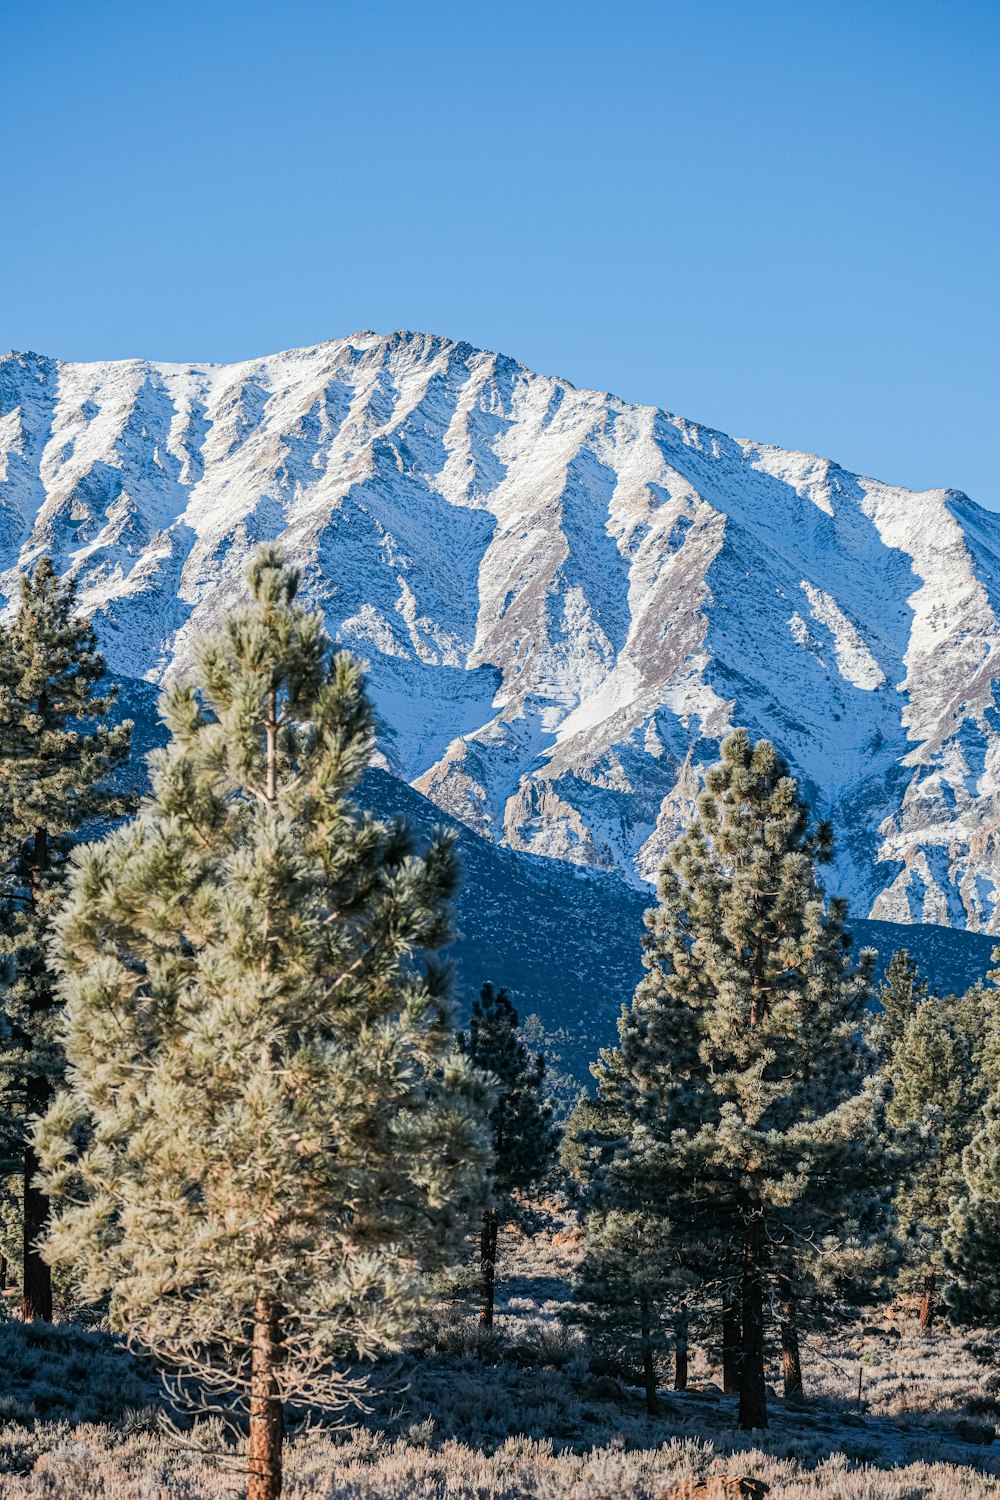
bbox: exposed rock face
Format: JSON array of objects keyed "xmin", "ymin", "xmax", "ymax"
[{"xmin": 2, "ymin": 331, "xmax": 1000, "ymax": 927}]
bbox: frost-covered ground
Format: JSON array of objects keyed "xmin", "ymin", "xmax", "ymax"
[
  {"xmin": 3, "ymin": 1215, "xmax": 1000, "ymax": 1498},
  {"xmin": 4, "ymin": 333, "xmax": 1000, "ymax": 929}
]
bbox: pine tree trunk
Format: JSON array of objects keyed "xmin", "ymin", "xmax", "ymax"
[
  {"xmin": 30, "ymin": 824, "xmax": 47, "ymax": 901},
  {"xmin": 479, "ymin": 1208, "xmax": 499, "ymax": 1328},
  {"xmin": 722, "ymin": 1288, "xmax": 742, "ymax": 1394},
  {"xmin": 640, "ymin": 1293, "xmax": 659, "ymax": 1416},
  {"xmin": 738, "ymin": 1206, "xmax": 768, "ymax": 1430},
  {"xmin": 22, "ymin": 1071, "xmax": 52, "ymax": 1322},
  {"xmin": 23, "ymin": 823, "xmax": 53, "ymax": 1323},
  {"xmin": 778, "ymin": 1278, "xmax": 803, "ymax": 1400},
  {"xmin": 0, "ymin": 1252, "xmax": 7, "ymax": 1290},
  {"xmin": 918, "ymin": 1270, "xmax": 936, "ymax": 1333},
  {"xmin": 265, "ymin": 692, "xmax": 278, "ymax": 804},
  {"xmin": 247, "ymin": 1293, "xmax": 284, "ymax": 1500},
  {"xmin": 750, "ymin": 934, "xmax": 766, "ymax": 1027},
  {"xmin": 673, "ymin": 1311, "xmax": 689, "ymax": 1390}
]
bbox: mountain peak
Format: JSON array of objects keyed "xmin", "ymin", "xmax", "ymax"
[{"xmin": 1, "ymin": 336, "xmax": 999, "ymax": 931}]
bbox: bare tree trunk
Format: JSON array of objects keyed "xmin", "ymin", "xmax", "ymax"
[
  {"xmin": 248, "ymin": 1293, "xmax": 284, "ymax": 1500},
  {"xmin": 479, "ymin": 1208, "xmax": 499, "ymax": 1328},
  {"xmin": 640, "ymin": 1293, "xmax": 659, "ymax": 1415},
  {"xmin": 722, "ymin": 1288, "xmax": 742, "ymax": 1393},
  {"xmin": 22, "ymin": 1070, "xmax": 52, "ymax": 1321},
  {"xmin": 673, "ymin": 1311, "xmax": 689, "ymax": 1390},
  {"xmin": 0, "ymin": 1252, "xmax": 8, "ymax": 1290},
  {"xmin": 778, "ymin": 1278, "xmax": 803, "ymax": 1400},
  {"xmin": 918, "ymin": 1270, "xmax": 936, "ymax": 1333},
  {"xmin": 738, "ymin": 1206, "xmax": 768, "ymax": 1430}
]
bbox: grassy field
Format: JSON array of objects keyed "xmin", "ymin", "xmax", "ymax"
[{"xmin": 1, "ymin": 1214, "xmax": 998, "ymax": 1498}]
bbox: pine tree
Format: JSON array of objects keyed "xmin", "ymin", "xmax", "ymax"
[
  {"xmin": 0, "ymin": 557, "xmax": 131, "ymax": 1320},
  {"xmin": 872, "ymin": 950, "xmax": 928, "ymax": 1059},
  {"xmin": 885, "ymin": 987, "xmax": 987, "ymax": 1330},
  {"xmin": 945, "ymin": 1107, "xmax": 1000, "ymax": 1325},
  {"xmin": 34, "ymin": 547, "xmax": 492, "ymax": 1500},
  {"xmin": 566, "ymin": 920, "xmax": 712, "ymax": 1408},
  {"xmin": 568, "ymin": 1101, "xmax": 703, "ymax": 1406},
  {"xmin": 571, "ymin": 731, "xmax": 890, "ymax": 1430},
  {"xmin": 943, "ymin": 983, "xmax": 1000, "ymax": 1326},
  {"xmin": 571, "ymin": 1204, "xmax": 683, "ymax": 1413},
  {"xmin": 459, "ymin": 982, "xmax": 559, "ymax": 1326},
  {"xmin": 520, "ymin": 1013, "xmax": 585, "ymax": 1127}
]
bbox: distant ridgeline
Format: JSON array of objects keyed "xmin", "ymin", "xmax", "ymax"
[
  {"xmin": 113, "ymin": 678, "xmax": 997, "ymax": 1081},
  {"xmin": 10, "ymin": 332, "xmax": 1000, "ymax": 936}
]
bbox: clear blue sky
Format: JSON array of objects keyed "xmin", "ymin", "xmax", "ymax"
[{"xmin": 3, "ymin": 0, "xmax": 997, "ymax": 505}]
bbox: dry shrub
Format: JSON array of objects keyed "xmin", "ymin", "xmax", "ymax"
[{"xmin": 3, "ymin": 1227, "xmax": 1000, "ymax": 1497}]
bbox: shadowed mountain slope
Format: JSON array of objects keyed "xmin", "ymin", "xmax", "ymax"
[{"xmin": 112, "ymin": 679, "xmax": 998, "ymax": 1080}]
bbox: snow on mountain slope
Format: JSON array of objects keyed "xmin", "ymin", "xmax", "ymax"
[
  {"xmin": 107, "ymin": 678, "xmax": 1000, "ymax": 1071},
  {"xmin": 2, "ymin": 331, "xmax": 1000, "ymax": 930}
]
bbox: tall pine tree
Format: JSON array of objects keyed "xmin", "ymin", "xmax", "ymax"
[
  {"xmin": 945, "ymin": 1104, "xmax": 1000, "ymax": 1325},
  {"xmin": 460, "ymin": 982, "xmax": 558, "ymax": 1326},
  {"xmin": 944, "ymin": 981, "xmax": 1000, "ymax": 1326},
  {"xmin": 567, "ymin": 925, "xmax": 711, "ymax": 1408},
  {"xmin": 572, "ymin": 731, "xmax": 890, "ymax": 1429},
  {"xmin": 34, "ymin": 547, "xmax": 492, "ymax": 1500},
  {"xmin": 0, "ymin": 557, "xmax": 131, "ymax": 1319},
  {"xmin": 885, "ymin": 986, "xmax": 987, "ymax": 1330}
]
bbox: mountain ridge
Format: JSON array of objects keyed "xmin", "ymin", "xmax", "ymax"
[
  {"xmin": 2, "ymin": 330, "xmax": 1000, "ymax": 930},
  {"xmin": 110, "ymin": 675, "xmax": 1000, "ymax": 1077},
  {"xmin": 3, "ymin": 331, "xmax": 976, "ymax": 500}
]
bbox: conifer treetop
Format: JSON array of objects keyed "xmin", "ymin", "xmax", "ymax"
[
  {"xmin": 460, "ymin": 982, "xmax": 558, "ymax": 1201},
  {"xmin": 872, "ymin": 950, "xmax": 928, "ymax": 1059},
  {"xmin": 0, "ymin": 555, "xmax": 132, "ymax": 853},
  {"xmin": 0, "ymin": 555, "xmax": 133, "ymax": 1245},
  {"xmin": 634, "ymin": 730, "xmax": 873, "ymax": 1150}
]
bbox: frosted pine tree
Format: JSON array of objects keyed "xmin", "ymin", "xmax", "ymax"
[
  {"xmin": 575, "ymin": 731, "xmax": 889, "ymax": 1430},
  {"xmin": 885, "ymin": 987, "xmax": 986, "ymax": 1330},
  {"xmin": 871, "ymin": 949, "xmax": 928, "ymax": 1059},
  {"xmin": 943, "ymin": 983, "xmax": 1000, "ymax": 1325},
  {"xmin": 571, "ymin": 1205, "xmax": 682, "ymax": 1413},
  {"xmin": 34, "ymin": 548, "xmax": 492, "ymax": 1500},
  {"xmin": 690, "ymin": 733, "xmax": 891, "ymax": 1426},
  {"xmin": 0, "ymin": 557, "xmax": 131, "ymax": 1319},
  {"xmin": 946, "ymin": 1104, "xmax": 1000, "ymax": 1324},
  {"xmin": 459, "ymin": 981, "xmax": 558, "ymax": 1326},
  {"xmin": 567, "ymin": 880, "xmax": 712, "ymax": 1403}
]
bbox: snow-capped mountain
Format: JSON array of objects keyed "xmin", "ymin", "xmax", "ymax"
[{"xmin": 2, "ymin": 330, "xmax": 1000, "ymax": 931}]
